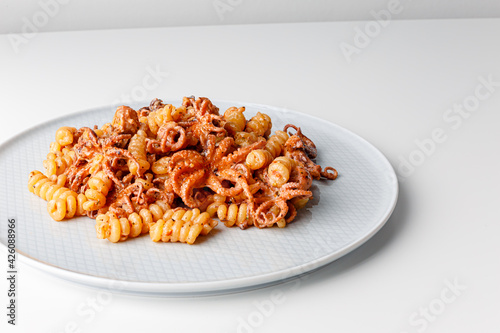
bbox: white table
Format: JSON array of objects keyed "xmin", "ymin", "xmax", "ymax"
[{"xmin": 1, "ymin": 18, "xmax": 499, "ymax": 333}]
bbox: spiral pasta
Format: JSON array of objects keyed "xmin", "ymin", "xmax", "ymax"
[
  {"xmin": 234, "ymin": 131, "xmax": 259, "ymax": 147},
  {"xmin": 96, "ymin": 212, "xmax": 138, "ymax": 243},
  {"xmin": 151, "ymin": 156, "xmax": 170, "ymax": 175},
  {"xmin": 29, "ymin": 171, "xmax": 73, "ymax": 201},
  {"xmin": 149, "ymin": 208, "xmax": 218, "ymax": 244},
  {"xmin": 245, "ymin": 131, "xmax": 289, "ymax": 170},
  {"xmin": 206, "ymin": 202, "xmax": 252, "ymax": 228},
  {"xmin": 28, "ymin": 171, "xmax": 84, "ymax": 221},
  {"xmin": 147, "ymin": 104, "xmax": 187, "ymax": 135},
  {"xmin": 266, "ymin": 130, "xmax": 289, "ymax": 158},
  {"xmin": 95, "ymin": 202, "xmax": 171, "ymax": 242},
  {"xmin": 43, "ymin": 148, "xmax": 77, "ymax": 177},
  {"xmin": 128, "ymin": 129, "xmax": 150, "ymax": 176},
  {"xmin": 245, "ymin": 149, "xmax": 272, "ymax": 170},
  {"xmin": 55, "ymin": 126, "xmax": 76, "ymax": 147},
  {"xmin": 83, "ymin": 171, "xmax": 113, "ymax": 211},
  {"xmin": 49, "ymin": 141, "xmax": 62, "ymax": 153},
  {"xmin": 267, "ymin": 156, "xmax": 297, "ymax": 187},
  {"xmin": 245, "ymin": 112, "xmax": 272, "ymax": 138},
  {"xmin": 95, "ymin": 122, "xmax": 113, "ymax": 137},
  {"xmin": 223, "ymin": 106, "xmax": 246, "ymax": 135}
]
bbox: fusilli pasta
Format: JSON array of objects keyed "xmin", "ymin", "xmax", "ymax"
[
  {"xmin": 245, "ymin": 112, "xmax": 272, "ymax": 138},
  {"xmin": 128, "ymin": 129, "xmax": 150, "ymax": 176},
  {"xmin": 223, "ymin": 106, "xmax": 246, "ymax": 135},
  {"xmin": 267, "ymin": 156, "xmax": 296, "ymax": 187},
  {"xmin": 149, "ymin": 208, "xmax": 217, "ymax": 244},
  {"xmin": 28, "ymin": 171, "xmax": 84, "ymax": 221},
  {"xmin": 83, "ymin": 171, "xmax": 112, "ymax": 211}
]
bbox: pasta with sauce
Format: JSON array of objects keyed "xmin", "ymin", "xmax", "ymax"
[{"xmin": 28, "ymin": 96, "xmax": 337, "ymax": 244}]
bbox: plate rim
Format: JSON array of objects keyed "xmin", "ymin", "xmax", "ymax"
[{"xmin": 0, "ymin": 99, "xmax": 399, "ymax": 296}]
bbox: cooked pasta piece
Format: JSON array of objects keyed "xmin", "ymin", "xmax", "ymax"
[
  {"xmin": 95, "ymin": 202, "xmax": 172, "ymax": 242},
  {"xmin": 265, "ymin": 130, "xmax": 289, "ymax": 158},
  {"xmin": 151, "ymin": 156, "xmax": 170, "ymax": 175},
  {"xmin": 55, "ymin": 126, "xmax": 76, "ymax": 147},
  {"xmin": 28, "ymin": 171, "xmax": 82, "ymax": 221},
  {"xmin": 205, "ymin": 194, "xmax": 226, "ymax": 216},
  {"xmin": 49, "ymin": 141, "xmax": 62, "ymax": 153},
  {"xmin": 245, "ymin": 112, "xmax": 272, "ymax": 138},
  {"xmin": 146, "ymin": 110, "xmax": 161, "ymax": 135},
  {"xmin": 96, "ymin": 212, "xmax": 136, "ymax": 243},
  {"xmin": 128, "ymin": 129, "xmax": 150, "ymax": 176},
  {"xmin": 149, "ymin": 208, "xmax": 217, "ymax": 244},
  {"xmin": 95, "ymin": 122, "xmax": 113, "ymax": 137},
  {"xmin": 29, "ymin": 171, "xmax": 71, "ymax": 201},
  {"xmin": 245, "ymin": 149, "xmax": 273, "ymax": 170},
  {"xmin": 146, "ymin": 104, "xmax": 187, "ymax": 135},
  {"xmin": 234, "ymin": 131, "xmax": 259, "ymax": 147},
  {"xmin": 43, "ymin": 153, "xmax": 59, "ymax": 177},
  {"xmin": 208, "ymin": 202, "xmax": 252, "ymax": 228},
  {"xmin": 223, "ymin": 106, "xmax": 246, "ymax": 135},
  {"xmin": 47, "ymin": 174, "xmax": 67, "ymax": 187},
  {"xmin": 43, "ymin": 147, "xmax": 77, "ymax": 177},
  {"xmin": 245, "ymin": 130, "xmax": 289, "ymax": 170},
  {"xmin": 170, "ymin": 105, "xmax": 188, "ymax": 122},
  {"xmin": 267, "ymin": 156, "xmax": 296, "ymax": 187},
  {"xmin": 83, "ymin": 171, "xmax": 113, "ymax": 211},
  {"xmin": 291, "ymin": 196, "xmax": 309, "ymax": 210},
  {"xmin": 46, "ymin": 174, "xmax": 89, "ymax": 216}
]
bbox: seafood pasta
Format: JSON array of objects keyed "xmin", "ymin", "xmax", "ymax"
[{"xmin": 28, "ymin": 96, "xmax": 337, "ymax": 244}]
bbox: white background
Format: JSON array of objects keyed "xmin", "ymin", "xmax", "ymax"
[
  {"xmin": 1, "ymin": 0, "xmax": 500, "ymax": 34},
  {"xmin": 1, "ymin": 2, "xmax": 500, "ymax": 333}
]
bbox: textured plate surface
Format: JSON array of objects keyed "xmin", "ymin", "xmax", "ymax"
[{"xmin": 0, "ymin": 100, "xmax": 398, "ymax": 296}]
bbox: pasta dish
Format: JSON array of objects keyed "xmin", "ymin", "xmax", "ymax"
[{"xmin": 28, "ymin": 96, "xmax": 337, "ymax": 244}]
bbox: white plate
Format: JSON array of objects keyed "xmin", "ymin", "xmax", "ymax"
[{"xmin": 0, "ymin": 100, "xmax": 398, "ymax": 296}]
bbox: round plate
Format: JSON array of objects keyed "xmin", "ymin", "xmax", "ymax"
[{"xmin": 0, "ymin": 100, "xmax": 398, "ymax": 296}]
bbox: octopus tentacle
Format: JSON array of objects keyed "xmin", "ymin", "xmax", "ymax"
[
  {"xmin": 287, "ymin": 165, "xmax": 313, "ymax": 190},
  {"xmin": 103, "ymin": 160, "xmax": 123, "ymax": 191},
  {"xmin": 158, "ymin": 122, "xmax": 188, "ymax": 152},
  {"xmin": 284, "ymin": 124, "xmax": 317, "ymax": 159},
  {"xmin": 205, "ymin": 173, "xmax": 243, "ymax": 197},
  {"xmin": 321, "ymin": 166, "xmax": 338, "ymax": 180},
  {"xmin": 253, "ymin": 199, "xmax": 289, "ymax": 228},
  {"xmin": 285, "ymin": 202, "xmax": 297, "ymax": 223},
  {"xmin": 210, "ymin": 137, "xmax": 234, "ymax": 167},
  {"xmin": 283, "ymin": 124, "xmax": 299, "ymax": 137},
  {"xmin": 279, "ymin": 189, "xmax": 312, "ymax": 201},
  {"xmin": 215, "ymin": 137, "xmax": 266, "ymax": 170},
  {"xmin": 203, "ymin": 134, "xmax": 217, "ymax": 164},
  {"xmin": 179, "ymin": 169, "xmax": 206, "ymax": 208}
]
